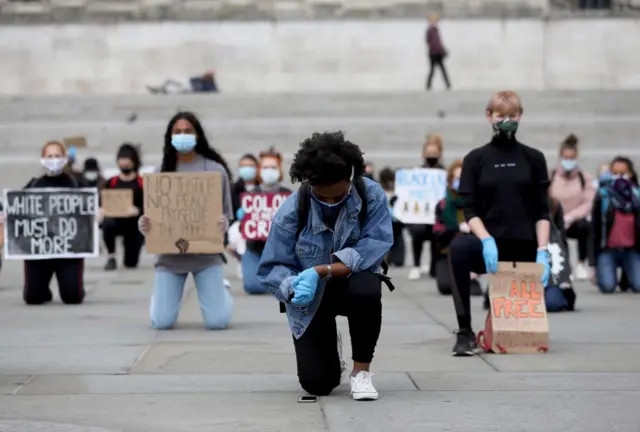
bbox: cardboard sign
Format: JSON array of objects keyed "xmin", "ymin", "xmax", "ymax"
[
  {"xmin": 487, "ymin": 262, "xmax": 549, "ymax": 354},
  {"xmin": 393, "ymin": 168, "xmax": 447, "ymax": 225},
  {"xmin": 3, "ymin": 188, "xmax": 99, "ymax": 260},
  {"xmin": 143, "ymin": 172, "xmax": 224, "ymax": 254},
  {"xmin": 240, "ymin": 192, "xmax": 290, "ymax": 241},
  {"xmin": 63, "ymin": 136, "xmax": 88, "ymax": 148},
  {"xmin": 101, "ymin": 189, "xmax": 134, "ymax": 218}
]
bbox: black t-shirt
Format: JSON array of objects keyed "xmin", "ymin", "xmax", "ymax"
[
  {"xmin": 106, "ymin": 175, "xmax": 144, "ymax": 215},
  {"xmin": 458, "ymin": 137, "xmax": 549, "ymax": 242},
  {"xmin": 25, "ymin": 173, "xmax": 80, "ymax": 189}
]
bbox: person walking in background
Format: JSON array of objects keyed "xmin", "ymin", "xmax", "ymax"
[
  {"xmin": 138, "ymin": 111, "xmax": 234, "ymax": 330},
  {"xmin": 448, "ymin": 91, "xmax": 551, "ymax": 356},
  {"xmin": 364, "ymin": 162, "xmax": 375, "ymax": 180},
  {"xmin": 549, "ymin": 134, "xmax": 596, "ymax": 280},
  {"xmin": 589, "ymin": 156, "xmax": 640, "ymax": 294},
  {"xmin": 407, "ymin": 134, "xmax": 445, "ymax": 280},
  {"xmin": 379, "ymin": 167, "xmax": 405, "ymax": 267},
  {"xmin": 425, "ymin": 14, "xmax": 451, "ymax": 91},
  {"xmin": 102, "ymin": 144, "xmax": 145, "ymax": 271},
  {"xmin": 82, "ymin": 158, "xmax": 106, "ymax": 189},
  {"xmin": 432, "ymin": 160, "xmax": 482, "ymax": 296},
  {"xmin": 239, "ymin": 147, "xmax": 291, "ymax": 295}
]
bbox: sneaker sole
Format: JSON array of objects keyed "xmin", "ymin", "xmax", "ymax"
[
  {"xmin": 353, "ymin": 393, "xmax": 379, "ymax": 401},
  {"xmin": 452, "ymin": 347, "xmax": 481, "ymax": 357}
]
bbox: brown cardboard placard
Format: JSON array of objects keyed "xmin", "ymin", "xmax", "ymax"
[
  {"xmin": 101, "ymin": 189, "xmax": 134, "ymax": 218},
  {"xmin": 0, "ymin": 222, "xmax": 4, "ymax": 249},
  {"xmin": 63, "ymin": 136, "xmax": 88, "ymax": 148},
  {"xmin": 487, "ymin": 262, "xmax": 549, "ymax": 354},
  {"xmin": 143, "ymin": 172, "xmax": 224, "ymax": 254}
]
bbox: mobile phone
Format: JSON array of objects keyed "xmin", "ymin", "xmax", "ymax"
[{"xmin": 297, "ymin": 395, "xmax": 318, "ymax": 403}]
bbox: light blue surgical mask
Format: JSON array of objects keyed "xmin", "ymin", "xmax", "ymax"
[
  {"xmin": 171, "ymin": 134, "xmax": 197, "ymax": 153},
  {"xmin": 599, "ymin": 171, "xmax": 612, "ymax": 183},
  {"xmin": 560, "ymin": 159, "xmax": 578, "ymax": 172},
  {"xmin": 238, "ymin": 166, "xmax": 257, "ymax": 182},
  {"xmin": 452, "ymin": 178, "xmax": 460, "ymax": 191},
  {"xmin": 260, "ymin": 168, "xmax": 280, "ymax": 185}
]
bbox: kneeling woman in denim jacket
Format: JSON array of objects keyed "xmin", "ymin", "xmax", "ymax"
[{"xmin": 138, "ymin": 112, "xmax": 234, "ymax": 330}]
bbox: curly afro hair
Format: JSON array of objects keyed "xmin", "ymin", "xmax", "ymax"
[{"xmin": 289, "ymin": 131, "xmax": 365, "ymax": 186}]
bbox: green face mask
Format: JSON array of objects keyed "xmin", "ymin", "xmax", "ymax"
[{"xmin": 492, "ymin": 118, "xmax": 519, "ymax": 138}]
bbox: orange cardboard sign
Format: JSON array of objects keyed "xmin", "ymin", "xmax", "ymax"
[
  {"xmin": 63, "ymin": 136, "xmax": 88, "ymax": 148},
  {"xmin": 487, "ymin": 262, "xmax": 549, "ymax": 354}
]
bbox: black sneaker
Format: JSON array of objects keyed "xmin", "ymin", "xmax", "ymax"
[
  {"xmin": 104, "ymin": 258, "xmax": 117, "ymax": 271},
  {"xmin": 452, "ymin": 329, "xmax": 479, "ymax": 357}
]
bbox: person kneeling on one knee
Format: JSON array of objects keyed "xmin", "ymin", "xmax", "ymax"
[
  {"xmin": 138, "ymin": 111, "xmax": 235, "ymax": 330},
  {"xmin": 257, "ymin": 132, "xmax": 394, "ymax": 401}
]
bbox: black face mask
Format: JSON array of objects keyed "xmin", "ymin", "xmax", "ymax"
[
  {"xmin": 425, "ymin": 157, "xmax": 439, "ymax": 167},
  {"xmin": 120, "ymin": 167, "xmax": 133, "ymax": 175}
]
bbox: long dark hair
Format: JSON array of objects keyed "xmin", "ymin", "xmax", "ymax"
[{"xmin": 160, "ymin": 111, "xmax": 232, "ymax": 180}]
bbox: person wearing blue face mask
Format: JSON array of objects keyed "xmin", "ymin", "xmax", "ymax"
[
  {"xmin": 239, "ymin": 148, "xmax": 291, "ymax": 294},
  {"xmin": 257, "ymin": 132, "xmax": 394, "ymax": 401},
  {"xmin": 549, "ymin": 134, "xmax": 596, "ymax": 281},
  {"xmin": 137, "ymin": 111, "xmax": 234, "ymax": 330}
]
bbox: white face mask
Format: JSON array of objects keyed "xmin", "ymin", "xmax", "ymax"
[
  {"xmin": 260, "ymin": 168, "xmax": 280, "ymax": 185},
  {"xmin": 84, "ymin": 171, "xmax": 99, "ymax": 181},
  {"xmin": 41, "ymin": 157, "xmax": 67, "ymax": 175}
]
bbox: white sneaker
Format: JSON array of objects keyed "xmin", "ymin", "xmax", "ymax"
[
  {"xmin": 223, "ymin": 278, "xmax": 231, "ymax": 290},
  {"xmin": 574, "ymin": 263, "xmax": 588, "ymax": 280},
  {"xmin": 408, "ymin": 267, "xmax": 421, "ymax": 280},
  {"xmin": 337, "ymin": 329, "xmax": 347, "ymax": 383},
  {"xmin": 350, "ymin": 371, "xmax": 379, "ymax": 401}
]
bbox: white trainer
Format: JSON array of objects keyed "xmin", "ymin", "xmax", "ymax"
[
  {"xmin": 574, "ymin": 263, "xmax": 589, "ymax": 280},
  {"xmin": 420, "ymin": 264, "xmax": 431, "ymax": 275},
  {"xmin": 408, "ymin": 267, "xmax": 421, "ymax": 280},
  {"xmin": 337, "ymin": 329, "xmax": 347, "ymax": 383},
  {"xmin": 350, "ymin": 371, "xmax": 379, "ymax": 401}
]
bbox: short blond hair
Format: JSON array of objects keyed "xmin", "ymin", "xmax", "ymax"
[
  {"xmin": 423, "ymin": 133, "xmax": 443, "ymax": 157},
  {"xmin": 486, "ymin": 91, "xmax": 523, "ymax": 116}
]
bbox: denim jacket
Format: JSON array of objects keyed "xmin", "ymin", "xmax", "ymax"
[{"xmin": 257, "ymin": 178, "xmax": 394, "ymax": 339}]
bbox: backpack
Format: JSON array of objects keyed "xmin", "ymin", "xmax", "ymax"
[
  {"xmin": 110, "ymin": 176, "xmax": 143, "ymax": 189},
  {"xmin": 550, "ymin": 169, "xmax": 585, "ymax": 190},
  {"xmin": 278, "ymin": 177, "xmax": 393, "ymax": 313}
]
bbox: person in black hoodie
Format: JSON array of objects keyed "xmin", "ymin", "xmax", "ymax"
[
  {"xmin": 82, "ymin": 158, "xmax": 106, "ymax": 190},
  {"xmin": 101, "ymin": 144, "xmax": 144, "ymax": 271},
  {"xmin": 448, "ymin": 91, "xmax": 551, "ymax": 356},
  {"xmin": 407, "ymin": 134, "xmax": 445, "ymax": 281},
  {"xmin": 238, "ymin": 147, "xmax": 291, "ymax": 294},
  {"xmin": 379, "ymin": 167, "xmax": 405, "ymax": 267},
  {"xmin": 22, "ymin": 141, "xmax": 86, "ymax": 305}
]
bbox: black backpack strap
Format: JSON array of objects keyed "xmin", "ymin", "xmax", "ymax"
[
  {"xmin": 578, "ymin": 171, "xmax": 586, "ymax": 190},
  {"xmin": 296, "ymin": 182, "xmax": 311, "ymax": 239}
]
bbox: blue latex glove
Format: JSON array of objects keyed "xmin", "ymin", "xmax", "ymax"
[
  {"xmin": 481, "ymin": 237, "xmax": 499, "ymax": 274},
  {"xmin": 235, "ymin": 208, "xmax": 245, "ymax": 221},
  {"xmin": 536, "ymin": 249, "xmax": 550, "ymax": 287},
  {"xmin": 291, "ymin": 268, "xmax": 320, "ymax": 306}
]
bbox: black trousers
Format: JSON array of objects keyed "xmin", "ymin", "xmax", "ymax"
[
  {"xmin": 102, "ymin": 217, "xmax": 144, "ymax": 268},
  {"xmin": 426, "ymin": 54, "xmax": 451, "ymax": 90},
  {"xmin": 565, "ymin": 218, "xmax": 590, "ymax": 262},
  {"xmin": 387, "ymin": 229, "xmax": 405, "ymax": 266},
  {"xmin": 293, "ymin": 272, "xmax": 383, "ymax": 396},
  {"xmin": 448, "ymin": 235, "xmax": 537, "ymax": 330},
  {"xmin": 409, "ymin": 224, "xmax": 439, "ymax": 275},
  {"xmin": 24, "ymin": 259, "xmax": 85, "ymax": 305}
]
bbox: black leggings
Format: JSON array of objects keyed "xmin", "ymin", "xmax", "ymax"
[
  {"xmin": 23, "ymin": 258, "xmax": 85, "ymax": 305},
  {"xmin": 426, "ymin": 54, "xmax": 451, "ymax": 90},
  {"xmin": 293, "ymin": 272, "xmax": 382, "ymax": 396},
  {"xmin": 102, "ymin": 217, "xmax": 144, "ymax": 268},
  {"xmin": 448, "ymin": 235, "xmax": 537, "ymax": 330},
  {"xmin": 565, "ymin": 218, "xmax": 590, "ymax": 262},
  {"xmin": 409, "ymin": 224, "xmax": 439, "ymax": 274}
]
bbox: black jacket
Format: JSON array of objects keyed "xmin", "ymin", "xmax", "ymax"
[{"xmin": 589, "ymin": 191, "xmax": 640, "ymax": 266}]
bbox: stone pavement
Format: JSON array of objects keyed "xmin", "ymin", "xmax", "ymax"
[{"xmin": 0, "ymin": 249, "xmax": 639, "ymax": 432}]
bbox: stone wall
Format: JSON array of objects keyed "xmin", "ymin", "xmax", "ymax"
[{"xmin": 1, "ymin": 18, "xmax": 639, "ymax": 94}]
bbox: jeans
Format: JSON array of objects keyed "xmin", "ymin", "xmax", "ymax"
[
  {"xmin": 241, "ymin": 249, "xmax": 268, "ymax": 294},
  {"xmin": 150, "ymin": 264, "xmax": 234, "ymax": 329},
  {"xmin": 293, "ymin": 272, "xmax": 382, "ymax": 396},
  {"xmin": 596, "ymin": 249, "xmax": 640, "ymax": 293}
]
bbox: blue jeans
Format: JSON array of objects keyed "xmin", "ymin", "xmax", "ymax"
[
  {"xmin": 596, "ymin": 249, "xmax": 640, "ymax": 293},
  {"xmin": 150, "ymin": 265, "xmax": 234, "ymax": 329},
  {"xmin": 241, "ymin": 249, "xmax": 268, "ymax": 294}
]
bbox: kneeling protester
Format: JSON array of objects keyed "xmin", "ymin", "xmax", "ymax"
[{"xmin": 257, "ymin": 132, "xmax": 394, "ymax": 401}]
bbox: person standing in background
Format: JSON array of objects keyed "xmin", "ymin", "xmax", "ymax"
[
  {"xmin": 407, "ymin": 134, "xmax": 445, "ymax": 280},
  {"xmin": 549, "ymin": 134, "xmax": 596, "ymax": 280},
  {"xmin": 82, "ymin": 158, "xmax": 106, "ymax": 189},
  {"xmin": 379, "ymin": 167, "xmax": 405, "ymax": 267},
  {"xmin": 364, "ymin": 162, "xmax": 375, "ymax": 180},
  {"xmin": 425, "ymin": 14, "xmax": 451, "ymax": 91}
]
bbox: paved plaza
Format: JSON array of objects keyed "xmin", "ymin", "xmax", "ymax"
[{"xmin": 0, "ymin": 92, "xmax": 639, "ymax": 431}]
